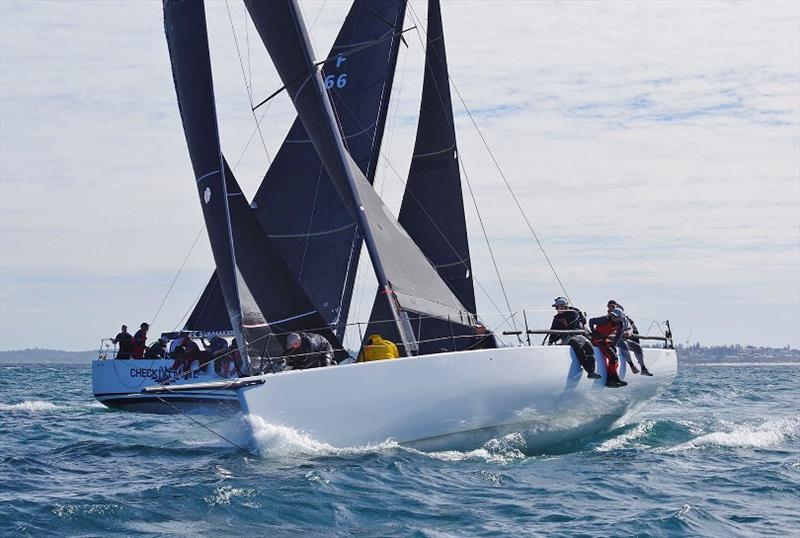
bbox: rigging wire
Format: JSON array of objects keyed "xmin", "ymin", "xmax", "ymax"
[
  {"xmin": 329, "ymin": 90, "xmax": 510, "ymax": 327},
  {"xmin": 407, "ymin": 1, "xmax": 572, "ymax": 305},
  {"xmin": 151, "ymin": 227, "xmax": 206, "ymax": 328},
  {"xmin": 458, "ymin": 156, "xmax": 518, "ymax": 331},
  {"xmin": 225, "ymin": 0, "xmax": 272, "ymax": 164},
  {"xmin": 150, "ymin": 393, "xmax": 252, "ymax": 454},
  {"xmin": 401, "ymin": 6, "xmax": 516, "ymax": 328}
]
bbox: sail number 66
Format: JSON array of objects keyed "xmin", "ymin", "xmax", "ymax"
[{"xmin": 324, "ymin": 73, "xmax": 348, "ymax": 89}]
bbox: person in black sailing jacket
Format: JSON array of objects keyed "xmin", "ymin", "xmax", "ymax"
[
  {"xmin": 589, "ymin": 308, "xmax": 627, "ymax": 387},
  {"xmin": 111, "ymin": 325, "xmax": 133, "ymax": 359},
  {"xmin": 144, "ymin": 337, "xmax": 168, "ymax": 359},
  {"xmin": 283, "ymin": 332, "xmax": 334, "ymax": 370},
  {"xmin": 607, "ymin": 300, "xmax": 652, "ymax": 376},
  {"xmin": 547, "ymin": 297, "xmax": 601, "ymax": 379}
]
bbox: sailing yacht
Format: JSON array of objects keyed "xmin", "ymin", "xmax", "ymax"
[{"xmin": 93, "ymin": 0, "xmax": 677, "ymax": 451}]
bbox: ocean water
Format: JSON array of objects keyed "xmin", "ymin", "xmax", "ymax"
[{"xmin": 1, "ymin": 362, "xmax": 798, "ymax": 537}]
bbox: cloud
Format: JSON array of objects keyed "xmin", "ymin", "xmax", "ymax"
[{"xmin": 1, "ymin": 0, "xmax": 798, "ymax": 349}]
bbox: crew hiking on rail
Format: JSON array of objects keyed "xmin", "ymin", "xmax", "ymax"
[
  {"xmin": 589, "ymin": 308, "xmax": 628, "ymax": 388},
  {"xmin": 547, "ymin": 297, "xmax": 601, "ymax": 379}
]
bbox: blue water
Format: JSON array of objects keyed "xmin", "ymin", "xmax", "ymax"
[{"xmin": 1, "ymin": 362, "xmax": 798, "ymax": 537}]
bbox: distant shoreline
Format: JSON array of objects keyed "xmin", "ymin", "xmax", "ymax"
[{"xmin": 1, "ymin": 345, "xmax": 798, "ymax": 365}]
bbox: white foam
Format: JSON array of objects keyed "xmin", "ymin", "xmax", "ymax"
[
  {"xmin": 203, "ymin": 486, "xmax": 258, "ymax": 508},
  {"xmin": 666, "ymin": 418, "xmax": 799, "ymax": 451},
  {"xmin": 419, "ymin": 433, "xmax": 528, "ymax": 463},
  {"xmin": 245, "ymin": 415, "xmax": 528, "ymax": 463},
  {"xmin": 245, "ymin": 415, "xmax": 398, "ymax": 458},
  {"xmin": 0, "ymin": 400, "xmax": 62, "ymax": 413},
  {"xmin": 595, "ymin": 420, "xmax": 654, "ymax": 452}
]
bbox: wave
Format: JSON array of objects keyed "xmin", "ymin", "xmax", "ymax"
[
  {"xmin": 204, "ymin": 485, "xmax": 259, "ymax": 508},
  {"xmin": 595, "ymin": 420, "xmax": 655, "ymax": 452},
  {"xmin": 418, "ymin": 433, "xmax": 528, "ymax": 463},
  {"xmin": 245, "ymin": 414, "xmax": 529, "ymax": 463},
  {"xmin": 665, "ymin": 418, "xmax": 799, "ymax": 451},
  {"xmin": 245, "ymin": 415, "xmax": 399, "ymax": 458},
  {"xmin": 0, "ymin": 400, "xmax": 63, "ymax": 413}
]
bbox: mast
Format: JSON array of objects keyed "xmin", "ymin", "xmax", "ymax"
[
  {"xmin": 245, "ymin": 0, "xmax": 471, "ymax": 355},
  {"xmin": 163, "ymin": 0, "xmax": 249, "ymax": 367},
  {"xmin": 165, "ymin": 0, "xmax": 342, "ymax": 367},
  {"xmin": 186, "ymin": 0, "xmax": 408, "ymax": 339}
]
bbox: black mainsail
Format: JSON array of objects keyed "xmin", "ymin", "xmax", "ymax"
[
  {"xmin": 164, "ymin": 0, "xmax": 338, "ymax": 365},
  {"xmin": 245, "ymin": 0, "xmax": 474, "ymax": 355},
  {"xmin": 185, "ymin": 0, "xmax": 407, "ymax": 338}
]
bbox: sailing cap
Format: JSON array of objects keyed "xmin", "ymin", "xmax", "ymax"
[
  {"xmin": 552, "ymin": 297, "xmax": 569, "ymax": 307},
  {"xmin": 610, "ymin": 308, "xmax": 625, "ymax": 319},
  {"xmin": 286, "ymin": 333, "xmax": 301, "ymax": 348}
]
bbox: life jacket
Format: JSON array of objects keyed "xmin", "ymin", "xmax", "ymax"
[{"xmin": 357, "ymin": 334, "xmax": 399, "ymax": 362}]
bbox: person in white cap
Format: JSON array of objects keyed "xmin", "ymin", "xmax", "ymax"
[{"xmin": 547, "ymin": 297, "xmax": 601, "ymax": 379}]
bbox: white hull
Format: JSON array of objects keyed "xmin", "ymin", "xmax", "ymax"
[
  {"xmin": 239, "ymin": 346, "xmax": 677, "ymax": 451},
  {"xmin": 92, "ymin": 359, "xmax": 240, "ymax": 414}
]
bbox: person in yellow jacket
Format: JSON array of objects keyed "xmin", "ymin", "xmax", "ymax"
[{"xmin": 357, "ymin": 333, "xmax": 400, "ymax": 362}]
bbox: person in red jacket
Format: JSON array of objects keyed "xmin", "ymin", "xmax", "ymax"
[
  {"xmin": 131, "ymin": 322, "xmax": 149, "ymax": 359},
  {"xmin": 589, "ymin": 308, "xmax": 628, "ymax": 387}
]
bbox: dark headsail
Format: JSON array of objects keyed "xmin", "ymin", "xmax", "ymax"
[
  {"xmin": 184, "ymin": 274, "xmax": 231, "ymax": 333},
  {"xmin": 398, "ymin": 0, "xmax": 475, "ymax": 314},
  {"xmin": 251, "ymin": 0, "xmax": 407, "ymax": 336},
  {"xmin": 365, "ymin": 0, "xmax": 487, "ymax": 354},
  {"xmin": 245, "ymin": 0, "xmax": 474, "ymax": 355},
  {"xmin": 164, "ymin": 0, "xmax": 339, "ymax": 365},
  {"xmin": 186, "ymin": 0, "xmax": 407, "ymax": 337}
]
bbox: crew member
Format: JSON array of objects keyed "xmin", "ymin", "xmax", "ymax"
[
  {"xmin": 206, "ymin": 336, "xmax": 230, "ymax": 376},
  {"xmin": 357, "ymin": 333, "xmax": 400, "ymax": 362},
  {"xmin": 171, "ymin": 336, "xmax": 201, "ymax": 378},
  {"xmin": 589, "ymin": 308, "xmax": 628, "ymax": 387},
  {"xmin": 131, "ymin": 322, "xmax": 149, "ymax": 359},
  {"xmin": 144, "ymin": 337, "xmax": 167, "ymax": 359},
  {"xmin": 608, "ymin": 300, "xmax": 652, "ymax": 376},
  {"xmin": 284, "ymin": 332, "xmax": 335, "ymax": 369},
  {"xmin": 547, "ymin": 297, "xmax": 601, "ymax": 379},
  {"xmin": 111, "ymin": 325, "xmax": 133, "ymax": 359}
]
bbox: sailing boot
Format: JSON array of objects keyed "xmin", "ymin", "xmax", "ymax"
[
  {"xmin": 627, "ymin": 359, "xmax": 639, "ymax": 375},
  {"xmin": 640, "ymin": 365, "xmax": 653, "ymax": 376},
  {"xmin": 587, "ymin": 372, "xmax": 602, "ymax": 379},
  {"xmin": 605, "ymin": 373, "xmax": 622, "ymax": 388}
]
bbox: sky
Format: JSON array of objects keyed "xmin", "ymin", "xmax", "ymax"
[{"xmin": 1, "ymin": 0, "xmax": 798, "ymax": 351}]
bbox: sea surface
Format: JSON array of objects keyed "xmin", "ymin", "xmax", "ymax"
[{"xmin": 1, "ymin": 362, "xmax": 798, "ymax": 537}]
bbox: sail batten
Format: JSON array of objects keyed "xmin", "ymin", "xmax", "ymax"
[
  {"xmin": 245, "ymin": 0, "xmax": 472, "ymax": 354},
  {"xmin": 165, "ymin": 0, "xmax": 340, "ymax": 363},
  {"xmin": 398, "ymin": 0, "xmax": 476, "ymax": 315},
  {"xmin": 187, "ymin": 0, "xmax": 407, "ymax": 336}
]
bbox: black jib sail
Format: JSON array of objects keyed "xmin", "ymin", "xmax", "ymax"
[
  {"xmin": 164, "ymin": 0, "xmax": 339, "ymax": 364},
  {"xmin": 398, "ymin": 0, "xmax": 475, "ymax": 315},
  {"xmin": 245, "ymin": 0, "xmax": 474, "ymax": 355},
  {"xmin": 366, "ymin": 0, "xmax": 489, "ymax": 354},
  {"xmin": 183, "ymin": 274, "xmax": 231, "ymax": 333},
  {"xmin": 185, "ymin": 0, "xmax": 407, "ymax": 338}
]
